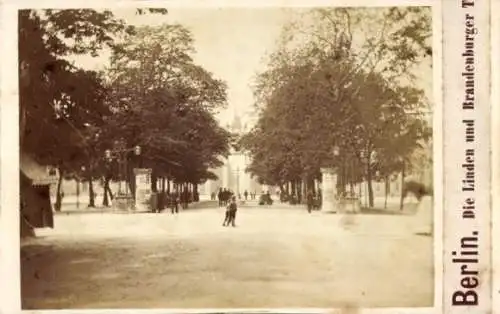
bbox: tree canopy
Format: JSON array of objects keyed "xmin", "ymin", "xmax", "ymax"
[
  {"xmin": 242, "ymin": 7, "xmax": 432, "ymax": 206},
  {"xmin": 19, "ymin": 9, "xmax": 231, "ymax": 207}
]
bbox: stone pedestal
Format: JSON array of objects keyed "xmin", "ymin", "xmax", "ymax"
[
  {"xmin": 114, "ymin": 195, "xmax": 135, "ymax": 211},
  {"xmin": 134, "ymin": 168, "xmax": 152, "ymax": 212},
  {"xmin": 320, "ymin": 168, "xmax": 338, "ymax": 213},
  {"xmin": 338, "ymin": 197, "xmax": 361, "ymax": 213}
]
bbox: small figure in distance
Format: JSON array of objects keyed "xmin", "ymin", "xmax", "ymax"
[
  {"xmin": 306, "ymin": 189, "xmax": 314, "ymax": 213},
  {"xmin": 222, "ymin": 196, "xmax": 238, "ymax": 227}
]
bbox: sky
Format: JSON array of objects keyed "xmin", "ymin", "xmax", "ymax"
[{"xmin": 71, "ymin": 7, "xmax": 433, "ymax": 128}]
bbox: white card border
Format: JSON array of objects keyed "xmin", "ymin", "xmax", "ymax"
[{"xmin": 1, "ymin": 0, "xmax": 442, "ymax": 313}]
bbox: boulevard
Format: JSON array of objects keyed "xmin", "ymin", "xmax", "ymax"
[{"xmin": 21, "ymin": 202, "xmax": 433, "ymax": 309}]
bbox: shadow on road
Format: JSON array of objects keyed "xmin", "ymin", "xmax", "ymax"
[{"xmin": 360, "ymin": 203, "xmax": 420, "ymax": 216}]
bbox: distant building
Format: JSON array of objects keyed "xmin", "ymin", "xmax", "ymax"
[{"xmin": 200, "ymin": 114, "xmax": 263, "ymax": 197}]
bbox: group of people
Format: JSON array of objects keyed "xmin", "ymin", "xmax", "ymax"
[
  {"xmin": 214, "ymin": 188, "xmax": 235, "ymax": 207},
  {"xmin": 242, "ymin": 190, "xmax": 258, "ymax": 200},
  {"xmin": 222, "ymin": 196, "xmax": 238, "ymax": 227},
  {"xmin": 215, "ymin": 187, "xmax": 324, "ymax": 227},
  {"xmin": 153, "ymin": 190, "xmax": 199, "ymax": 214},
  {"xmin": 211, "ymin": 188, "xmax": 259, "ymax": 204}
]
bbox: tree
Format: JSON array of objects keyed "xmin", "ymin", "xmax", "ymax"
[
  {"xmin": 244, "ymin": 7, "xmax": 432, "ymax": 207},
  {"xmin": 104, "ymin": 24, "xmax": 231, "ymax": 197},
  {"xmin": 19, "ymin": 9, "xmax": 167, "ymax": 226}
]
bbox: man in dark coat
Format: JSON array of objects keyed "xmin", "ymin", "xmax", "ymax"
[
  {"xmin": 306, "ymin": 189, "xmax": 314, "ymax": 213},
  {"xmin": 218, "ymin": 188, "xmax": 223, "ymax": 207},
  {"xmin": 223, "ymin": 196, "xmax": 238, "ymax": 227}
]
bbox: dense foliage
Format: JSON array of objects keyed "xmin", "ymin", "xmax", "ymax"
[
  {"xmin": 19, "ymin": 9, "xmax": 231, "ymax": 209},
  {"xmin": 242, "ymin": 7, "xmax": 433, "ymax": 207}
]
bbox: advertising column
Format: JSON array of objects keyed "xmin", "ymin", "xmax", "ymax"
[{"xmin": 134, "ymin": 168, "xmax": 152, "ymax": 212}]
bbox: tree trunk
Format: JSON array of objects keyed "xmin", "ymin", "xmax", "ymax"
[
  {"xmin": 341, "ymin": 162, "xmax": 346, "ymax": 194},
  {"xmin": 349, "ymin": 160, "xmax": 355, "ymax": 194},
  {"xmin": 302, "ymin": 176, "xmax": 308, "ymax": 203},
  {"xmin": 151, "ymin": 172, "xmax": 158, "ymax": 193},
  {"xmin": 297, "ymin": 179, "xmax": 302, "ymax": 203},
  {"xmin": 193, "ymin": 183, "xmax": 199, "ymax": 202},
  {"xmin": 102, "ymin": 176, "xmax": 113, "ymax": 207},
  {"xmin": 309, "ymin": 178, "xmax": 316, "ymax": 194},
  {"xmin": 103, "ymin": 179, "xmax": 109, "ymax": 207},
  {"xmin": 336, "ymin": 173, "xmax": 342, "ymax": 196},
  {"xmin": 384, "ymin": 176, "xmax": 389, "ymax": 209},
  {"xmin": 88, "ymin": 176, "xmax": 95, "ymax": 207},
  {"xmin": 127, "ymin": 169, "xmax": 136, "ymax": 200},
  {"xmin": 367, "ymin": 163, "xmax": 374, "ymax": 208},
  {"xmin": 54, "ymin": 167, "xmax": 63, "ymax": 212},
  {"xmin": 400, "ymin": 161, "xmax": 406, "ymax": 211}
]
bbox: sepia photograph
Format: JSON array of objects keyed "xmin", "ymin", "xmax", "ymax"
[{"xmin": 17, "ymin": 4, "xmax": 435, "ymax": 310}]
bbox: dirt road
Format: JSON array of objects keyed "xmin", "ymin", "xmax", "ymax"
[{"xmin": 21, "ymin": 205, "xmax": 433, "ymax": 309}]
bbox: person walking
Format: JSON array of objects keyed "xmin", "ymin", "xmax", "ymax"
[
  {"xmin": 218, "ymin": 188, "xmax": 223, "ymax": 207},
  {"xmin": 171, "ymin": 192, "xmax": 180, "ymax": 214},
  {"xmin": 244, "ymin": 190, "xmax": 248, "ymax": 200},
  {"xmin": 223, "ymin": 196, "xmax": 238, "ymax": 227},
  {"xmin": 306, "ymin": 189, "xmax": 314, "ymax": 213}
]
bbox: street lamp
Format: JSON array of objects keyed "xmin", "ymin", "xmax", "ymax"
[
  {"xmin": 331, "ymin": 145, "xmax": 341, "ymax": 198},
  {"xmin": 104, "ymin": 144, "xmax": 142, "ymax": 196},
  {"xmin": 77, "ymin": 165, "xmax": 85, "ymax": 208},
  {"xmin": 332, "ymin": 145, "xmax": 340, "ymax": 157}
]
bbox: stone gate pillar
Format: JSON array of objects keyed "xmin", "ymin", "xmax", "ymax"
[
  {"xmin": 320, "ymin": 167, "xmax": 338, "ymax": 213},
  {"xmin": 134, "ymin": 168, "xmax": 152, "ymax": 211}
]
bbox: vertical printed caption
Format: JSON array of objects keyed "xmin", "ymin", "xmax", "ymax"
[{"xmin": 443, "ymin": 0, "xmax": 491, "ymax": 313}]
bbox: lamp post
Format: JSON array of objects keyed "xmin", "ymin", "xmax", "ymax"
[
  {"xmin": 77, "ymin": 165, "xmax": 85, "ymax": 209},
  {"xmin": 332, "ymin": 145, "xmax": 340, "ymax": 195},
  {"xmin": 104, "ymin": 143, "xmax": 141, "ymax": 207},
  {"xmin": 104, "ymin": 144, "xmax": 141, "ymax": 199}
]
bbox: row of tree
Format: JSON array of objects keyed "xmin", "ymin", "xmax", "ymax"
[
  {"xmin": 19, "ymin": 9, "xmax": 232, "ymax": 210},
  {"xmin": 241, "ymin": 7, "xmax": 433, "ymax": 207}
]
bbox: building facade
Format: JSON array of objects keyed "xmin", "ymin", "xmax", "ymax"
[{"xmin": 200, "ymin": 114, "xmax": 263, "ymax": 198}]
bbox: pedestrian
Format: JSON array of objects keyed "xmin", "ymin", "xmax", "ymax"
[
  {"xmin": 222, "ymin": 203, "xmax": 231, "ymax": 226},
  {"xmin": 223, "ymin": 196, "xmax": 238, "ymax": 227},
  {"xmin": 306, "ymin": 189, "xmax": 314, "ymax": 213},
  {"xmin": 171, "ymin": 192, "xmax": 179, "ymax": 214},
  {"xmin": 244, "ymin": 190, "xmax": 248, "ymax": 200},
  {"xmin": 218, "ymin": 188, "xmax": 223, "ymax": 207},
  {"xmin": 222, "ymin": 188, "xmax": 228, "ymax": 206}
]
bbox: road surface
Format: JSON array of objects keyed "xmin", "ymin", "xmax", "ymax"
[{"xmin": 21, "ymin": 203, "xmax": 433, "ymax": 309}]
